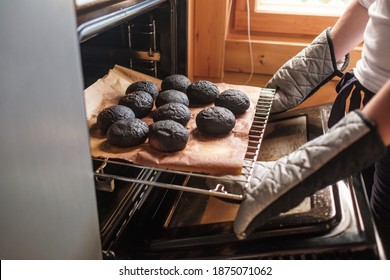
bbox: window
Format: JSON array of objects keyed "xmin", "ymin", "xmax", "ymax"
[
  {"xmin": 232, "ymin": 0, "xmax": 349, "ymax": 36},
  {"xmin": 256, "ymin": 0, "xmax": 350, "ymax": 16}
]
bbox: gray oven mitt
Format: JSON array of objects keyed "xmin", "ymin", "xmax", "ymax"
[
  {"xmin": 206, "ymin": 161, "xmax": 277, "ymax": 195},
  {"xmin": 267, "ymin": 28, "xmax": 349, "ymax": 113},
  {"xmin": 234, "ymin": 110, "xmax": 387, "ymax": 239}
]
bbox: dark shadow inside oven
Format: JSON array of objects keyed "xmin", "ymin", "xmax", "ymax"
[{"xmin": 79, "ymin": 1, "xmax": 187, "ymax": 89}]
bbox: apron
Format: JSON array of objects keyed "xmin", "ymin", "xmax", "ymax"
[
  {"xmin": 328, "ymin": 70, "xmax": 375, "ymax": 128},
  {"xmin": 329, "ymin": 70, "xmax": 390, "ymax": 258}
]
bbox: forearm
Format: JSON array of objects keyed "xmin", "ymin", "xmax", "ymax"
[
  {"xmin": 330, "ymin": 0, "xmax": 369, "ymax": 61},
  {"xmin": 363, "ymin": 80, "xmax": 390, "ymax": 145}
]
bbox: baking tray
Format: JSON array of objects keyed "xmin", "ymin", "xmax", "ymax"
[{"xmin": 93, "ymin": 88, "xmax": 275, "ymax": 201}]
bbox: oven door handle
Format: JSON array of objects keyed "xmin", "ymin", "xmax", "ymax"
[{"xmin": 77, "ymin": 0, "xmax": 168, "ymax": 42}]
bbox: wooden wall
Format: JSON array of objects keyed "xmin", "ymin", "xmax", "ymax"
[
  {"xmin": 189, "ymin": 0, "xmax": 229, "ymax": 81},
  {"xmin": 188, "ymin": 0, "xmax": 362, "ymax": 109}
]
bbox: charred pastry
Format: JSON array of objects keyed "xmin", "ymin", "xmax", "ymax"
[
  {"xmin": 186, "ymin": 80, "xmax": 219, "ymax": 105},
  {"xmin": 107, "ymin": 118, "xmax": 149, "ymax": 148},
  {"xmin": 196, "ymin": 106, "xmax": 236, "ymax": 136},
  {"xmin": 153, "ymin": 102, "xmax": 191, "ymax": 126},
  {"xmin": 149, "ymin": 120, "xmax": 189, "ymax": 152},
  {"xmin": 161, "ymin": 74, "xmax": 191, "ymax": 93},
  {"xmin": 119, "ymin": 90, "xmax": 154, "ymax": 118},
  {"xmin": 155, "ymin": 89, "xmax": 190, "ymax": 108},
  {"xmin": 214, "ymin": 89, "xmax": 250, "ymax": 115},
  {"xmin": 125, "ymin": 80, "xmax": 159, "ymax": 99},
  {"xmin": 96, "ymin": 105, "xmax": 135, "ymax": 135}
]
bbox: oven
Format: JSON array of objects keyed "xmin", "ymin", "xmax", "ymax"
[
  {"xmin": 0, "ymin": 0, "xmax": 385, "ymax": 260},
  {"xmin": 77, "ymin": 1, "xmax": 384, "ymax": 260}
]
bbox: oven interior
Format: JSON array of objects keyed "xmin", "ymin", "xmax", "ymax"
[{"xmin": 79, "ymin": 0, "xmax": 187, "ymax": 88}]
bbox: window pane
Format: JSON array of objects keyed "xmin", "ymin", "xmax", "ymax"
[{"xmin": 256, "ymin": 0, "xmax": 350, "ymax": 16}]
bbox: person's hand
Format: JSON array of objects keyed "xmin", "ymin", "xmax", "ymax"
[
  {"xmin": 268, "ymin": 28, "xmax": 349, "ymax": 113},
  {"xmin": 233, "ymin": 110, "xmax": 386, "ymax": 239},
  {"xmin": 207, "ymin": 161, "xmax": 276, "ymax": 195}
]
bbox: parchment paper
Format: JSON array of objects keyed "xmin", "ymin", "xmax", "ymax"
[{"xmin": 84, "ymin": 65, "xmax": 262, "ymax": 175}]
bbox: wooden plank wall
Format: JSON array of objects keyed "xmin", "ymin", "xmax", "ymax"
[
  {"xmin": 190, "ymin": 0, "xmax": 229, "ymax": 81},
  {"xmin": 188, "ymin": 0, "xmax": 362, "ymax": 109}
]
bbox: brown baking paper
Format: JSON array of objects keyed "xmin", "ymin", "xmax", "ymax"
[{"xmin": 84, "ymin": 65, "xmax": 262, "ymax": 175}]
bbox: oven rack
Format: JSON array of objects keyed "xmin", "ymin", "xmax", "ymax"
[{"xmin": 93, "ymin": 88, "xmax": 275, "ymax": 201}]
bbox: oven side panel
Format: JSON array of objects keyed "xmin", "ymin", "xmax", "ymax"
[{"xmin": 0, "ymin": 0, "xmax": 101, "ymax": 259}]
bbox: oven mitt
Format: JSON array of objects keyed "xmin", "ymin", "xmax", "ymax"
[
  {"xmin": 234, "ymin": 110, "xmax": 387, "ymax": 239},
  {"xmin": 206, "ymin": 161, "xmax": 277, "ymax": 195},
  {"xmin": 267, "ymin": 28, "xmax": 349, "ymax": 113}
]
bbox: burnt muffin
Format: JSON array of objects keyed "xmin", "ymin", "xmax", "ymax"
[
  {"xmin": 214, "ymin": 89, "xmax": 250, "ymax": 115},
  {"xmin": 149, "ymin": 120, "xmax": 189, "ymax": 152},
  {"xmin": 153, "ymin": 102, "xmax": 191, "ymax": 126},
  {"xmin": 96, "ymin": 105, "xmax": 135, "ymax": 135},
  {"xmin": 155, "ymin": 89, "xmax": 190, "ymax": 108},
  {"xmin": 125, "ymin": 81, "xmax": 159, "ymax": 99},
  {"xmin": 196, "ymin": 106, "xmax": 236, "ymax": 136},
  {"xmin": 107, "ymin": 118, "xmax": 149, "ymax": 148},
  {"xmin": 161, "ymin": 74, "xmax": 191, "ymax": 93},
  {"xmin": 186, "ymin": 80, "xmax": 219, "ymax": 105},
  {"xmin": 119, "ymin": 90, "xmax": 154, "ymax": 118}
]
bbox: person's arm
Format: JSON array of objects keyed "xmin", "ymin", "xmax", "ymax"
[
  {"xmin": 231, "ymin": 81, "xmax": 390, "ymax": 239},
  {"xmin": 363, "ymin": 80, "xmax": 390, "ymax": 145},
  {"xmin": 331, "ymin": 0, "xmax": 370, "ymax": 61},
  {"xmin": 267, "ymin": 0, "xmax": 370, "ymax": 113}
]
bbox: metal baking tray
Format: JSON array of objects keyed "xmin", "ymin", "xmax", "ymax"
[{"xmin": 93, "ymin": 88, "xmax": 275, "ymax": 201}]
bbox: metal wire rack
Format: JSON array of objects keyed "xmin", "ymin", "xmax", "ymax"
[{"xmin": 93, "ymin": 88, "xmax": 275, "ymax": 201}]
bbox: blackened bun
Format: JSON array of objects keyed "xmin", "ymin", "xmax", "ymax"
[
  {"xmin": 149, "ymin": 120, "xmax": 189, "ymax": 152},
  {"xmin": 119, "ymin": 91, "xmax": 154, "ymax": 118},
  {"xmin": 214, "ymin": 89, "xmax": 250, "ymax": 115},
  {"xmin": 186, "ymin": 80, "xmax": 219, "ymax": 105},
  {"xmin": 155, "ymin": 89, "xmax": 190, "ymax": 108},
  {"xmin": 107, "ymin": 118, "xmax": 149, "ymax": 148},
  {"xmin": 125, "ymin": 81, "xmax": 159, "ymax": 99},
  {"xmin": 96, "ymin": 105, "xmax": 135, "ymax": 135},
  {"xmin": 196, "ymin": 106, "xmax": 236, "ymax": 136},
  {"xmin": 153, "ymin": 102, "xmax": 191, "ymax": 126},
  {"xmin": 161, "ymin": 74, "xmax": 191, "ymax": 93}
]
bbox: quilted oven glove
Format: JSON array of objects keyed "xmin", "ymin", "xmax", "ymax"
[
  {"xmin": 267, "ymin": 28, "xmax": 349, "ymax": 113},
  {"xmin": 234, "ymin": 110, "xmax": 386, "ymax": 239}
]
